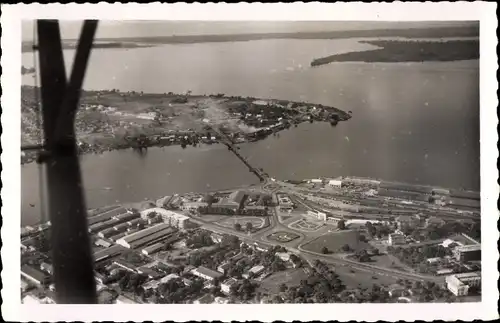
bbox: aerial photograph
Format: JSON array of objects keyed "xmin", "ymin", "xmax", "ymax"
[{"xmin": 20, "ymin": 20, "xmax": 481, "ymax": 305}]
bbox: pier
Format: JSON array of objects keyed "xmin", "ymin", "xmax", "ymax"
[{"xmin": 206, "ymin": 125, "xmax": 268, "ymax": 183}]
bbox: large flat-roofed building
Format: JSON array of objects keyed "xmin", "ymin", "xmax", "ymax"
[
  {"xmin": 21, "ymin": 265, "xmax": 50, "ymax": 285},
  {"xmin": 116, "ymin": 224, "xmax": 176, "ymax": 249},
  {"xmin": 141, "ymin": 208, "xmax": 194, "ymax": 229},
  {"xmin": 191, "ymin": 266, "xmax": 223, "ymax": 281},
  {"xmin": 118, "ymin": 223, "xmax": 169, "ymax": 243},
  {"xmin": 446, "ymin": 272, "xmax": 481, "ymax": 296},
  {"xmin": 454, "ymin": 244, "xmax": 481, "ymax": 262}
]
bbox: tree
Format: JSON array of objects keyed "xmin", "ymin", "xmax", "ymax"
[
  {"xmin": 341, "ymin": 244, "xmax": 351, "ymax": 252},
  {"xmin": 337, "ymin": 220, "xmax": 346, "ymax": 230},
  {"xmin": 279, "ymin": 283, "xmax": 288, "ymax": 293},
  {"xmin": 245, "ymin": 222, "xmax": 253, "ymax": 232},
  {"xmin": 234, "ymin": 223, "xmax": 242, "ymax": 231},
  {"xmin": 203, "ymin": 194, "xmax": 216, "ymax": 206},
  {"xmin": 321, "ymin": 246, "xmax": 329, "ymax": 254}
]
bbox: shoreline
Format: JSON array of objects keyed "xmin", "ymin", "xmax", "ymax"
[{"xmin": 21, "ymin": 86, "xmax": 352, "ymax": 165}]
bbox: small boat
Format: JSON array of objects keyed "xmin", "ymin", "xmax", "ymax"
[{"xmin": 103, "ymin": 187, "xmax": 112, "ymax": 191}]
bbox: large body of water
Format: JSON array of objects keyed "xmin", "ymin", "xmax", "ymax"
[{"xmin": 21, "ymin": 38, "xmax": 480, "ymax": 226}]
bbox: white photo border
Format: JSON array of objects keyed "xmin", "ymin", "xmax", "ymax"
[{"xmin": 1, "ymin": 2, "xmax": 498, "ymax": 322}]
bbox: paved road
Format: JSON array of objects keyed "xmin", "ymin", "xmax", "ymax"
[{"xmin": 192, "ymin": 214, "xmax": 442, "ymax": 283}]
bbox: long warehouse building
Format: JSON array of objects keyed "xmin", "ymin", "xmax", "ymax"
[
  {"xmin": 88, "ymin": 205, "xmax": 121, "ymax": 217},
  {"xmin": 119, "ymin": 223, "xmax": 170, "ymax": 243},
  {"xmin": 116, "ymin": 223, "xmax": 175, "ymax": 249},
  {"xmin": 119, "ymin": 227, "xmax": 177, "ymax": 249},
  {"xmin": 93, "ymin": 244, "xmax": 126, "ymax": 263},
  {"xmin": 88, "ymin": 207, "xmax": 130, "ymax": 226}
]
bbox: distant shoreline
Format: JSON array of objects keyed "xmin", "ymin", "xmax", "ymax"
[{"xmin": 21, "ymin": 25, "xmax": 479, "ymax": 52}]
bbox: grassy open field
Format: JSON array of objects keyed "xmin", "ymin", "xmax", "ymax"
[
  {"xmin": 333, "ymin": 265, "xmax": 400, "ymax": 289},
  {"xmin": 301, "ymin": 230, "xmax": 370, "ymax": 253},
  {"xmin": 257, "ymin": 268, "xmax": 309, "ymax": 295}
]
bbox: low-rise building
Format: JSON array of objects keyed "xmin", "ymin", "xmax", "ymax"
[
  {"xmin": 113, "ymin": 260, "xmax": 137, "ymax": 272},
  {"xmin": 243, "ymin": 265, "xmax": 265, "ymax": 279},
  {"xmin": 446, "ymin": 272, "xmax": 481, "ymax": 296},
  {"xmin": 95, "ymin": 238, "xmax": 112, "ymax": 248},
  {"xmin": 137, "ymin": 266, "xmax": 163, "ymax": 279},
  {"xmin": 21, "ymin": 265, "xmax": 50, "ymax": 285},
  {"xmin": 191, "ymin": 266, "xmax": 223, "ymax": 282},
  {"xmin": 181, "ymin": 201, "xmax": 208, "ymax": 213},
  {"xmin": 217, "ymin": 262, "xmax": 231, "ymax": 274},
  {"xmin": 40, "ymin": 262, "xmax": 53, "ymax": 275},
  {"xmin": 328, "ymin": 179, "xmax": 343, "ymax": 188},
  {"xmin": 141, "ymin": 208, "xmax": 194, "ymax": 229},
  {"xmin": 388, "ymin": 233, "xmax": 405, "ymax": 246},
  {"xmin": 275, "ymin": 252, "xmax": 291, "ymax": 262},
  {"xmin": 221, "ymin": 278, "xmax": 239, "ymax": 294},
  {"xmin": 426, "ymin": 257, "xmax": 442, "ymax": 264},
  {"xmin": 396, "ymin": 215, "xmax": 420, "ymax": 228},
  {"xmin": 307, "ymin": 210, "xmax": 327, "ymax": 221},
  {"xmin": 160, "ymin": 273, "xmax": 180, "ymax": 284},
  {"xmin": 436, "ymin": 268, "xmax": 454, "ymax": 276},
  {"xmin": 454, "ymin": 244, "xmax": 481, "ymax": 262},
  {"xmin": 425, "ymin": 216, "xmax": 446, "ymax": 227},
  {"xmin": 211, "ymin": 233, "xmax": 224, "ymax": 244}
]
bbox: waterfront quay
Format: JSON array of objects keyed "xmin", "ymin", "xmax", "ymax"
[{"xmin": 21, "ymin": 175, "xmax": 480, "ymax": 304}]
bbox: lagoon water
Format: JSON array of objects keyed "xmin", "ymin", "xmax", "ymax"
[{"xmin": 21, "ymin": 38, "xmax": 480, "ymax": 225}]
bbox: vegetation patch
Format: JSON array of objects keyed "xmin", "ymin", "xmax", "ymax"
[{"xmin": 267, "ymin": 231, "xmax": 300, "ymax": 243}]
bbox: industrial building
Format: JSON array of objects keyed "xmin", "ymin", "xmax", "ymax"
[
  {"xmin": 93, "ymin": 244, "xmax": 126, "ymax": 263},
  {"xmin": 116, "ymin": 223, "xmax": 177, "ymax": 249},
  {"xmin": 141, "ymin": 208, "xmax": 194, "ymax": 229},
  {"xmin": 454, "ymin": 244, "xmax": 481, "ymax": 262},
  {"xmin": 21, "ymin": 265, "xmax": 50, "ymax": 285},
  {"xmin": 191, "ymin": 266, "xmax": 223, "ymax": 281},
  {"xmin": 446, "ymin": 272, "xmax": 481, "ymax": 296},
  {"xmin": 141, "ymin": 242, "xmax": 164, "ymax": 256}
]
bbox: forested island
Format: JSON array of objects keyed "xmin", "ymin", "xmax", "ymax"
[{"xmin": 311, "ymin": 40, "xmax": 479, "ymax": 66}]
